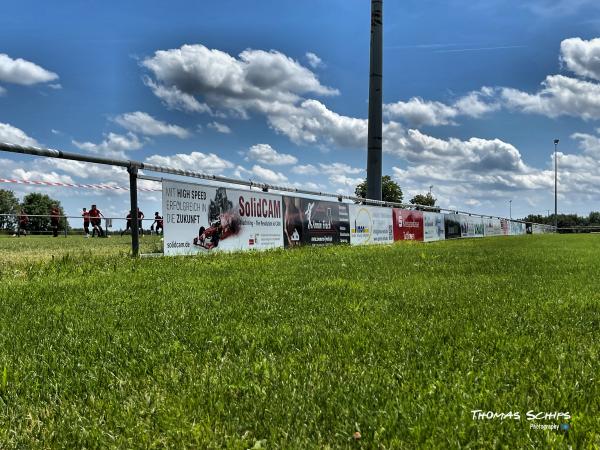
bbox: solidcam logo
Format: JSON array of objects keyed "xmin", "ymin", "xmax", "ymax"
[{"xmin": 351, "ymin": 207, "xmax": 372, "ymax": 242}]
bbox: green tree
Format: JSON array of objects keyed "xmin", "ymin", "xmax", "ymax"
[
  {"xmin": 354, "ymin": 175, "xmax": 403, "ymax": 203},
  {"xmin": 410, "ymin": 192, "xmax": 436, "ymax": 207},
  {"xmin": 21, "ymin": 193, "xmax": 68, "ymax": 234},
  {"xmin": 0, "ymin": 189, "xmax": 20, "ymax": 231},
  {"xmin": 588, "ymin": 211, "xmax": 600, "ymax": 225}
]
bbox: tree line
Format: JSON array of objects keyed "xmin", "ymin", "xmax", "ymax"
[
  {"xmin": 522, "ymin": 212, "xmax": 600, "ymax": 230},
  {"xmin": 0, "ymin": 189, "xmax": 68, "ymax": 233}
]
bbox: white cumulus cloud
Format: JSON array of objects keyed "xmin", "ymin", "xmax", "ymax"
[
  {"xmin": 305, "ymin": 52, "xmax": 323, "ymax": 68},
  {"xmin": 115, "ymin": 111, "xmax": 190, "ymax": 138},
  {"xmin": 145, "ymin": 151, "xmax": 233, "ymax": 174},
  {"xmin": 143, "ymin": 76, "xmax": 212, "ymax": 113},
  {"xmin": 12, "ymin": 168, "xmax": 74, "ymax": 185},
  {"xmin": 0, "ymin": 53, "xmax": 58, "ymax": 85},
  {"xmin": 560, "ymin": 37, "xmax": 600, "ymax": 81},
  {"xmin": 72, "ymin": 132, "xmax": 143, "ymax": 159},
  {"xmin": 291, "ymin": 164, "xmax": 319, "ymax": 175},
  {"xmin": 384, "ymin": 89, "xmax": 499, "ymax": 127},
  {"xmin": 142, "ymin": 44, "xmax": 338, "ymax": 117},
  {"xmin": 246, "ymin": 143, "xmax": 297, "ymax": 165},
  {"xmin": 0, "ymin": 122, "xmax": 39, "ymax": 146},
  {"xmin": 501, "ymin": 75, "xmax": 600, "ymax": 120},
  {"xmin": 207, "ymin": 121, "xmax": 232, "ymax": 134}
]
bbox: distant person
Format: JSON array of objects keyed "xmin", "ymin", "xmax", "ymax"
[
  {"xmin": 18, "ymin": 210, "xmax": 29, "ymax": 236},
  {"xmin": 50, "ymin": 205, "xmax": 60, "ymax": 237},
  {"xmin": 137, "ymin": 208, "xmax": 145, "ymax": 236},
  {"xmin": 82, "ymin": 207, "xmax": 90, "ymax": 237},
  {"xmin": 89, "ymin": 204, "xmax": 104, "ymax": 237},
  {"xmin": 151, "ymin": 212, "xmax": 163, "ymax": 235},
  {"xmin": 121, "ymin": 211, "xmax": 132, "ymax": 236}
]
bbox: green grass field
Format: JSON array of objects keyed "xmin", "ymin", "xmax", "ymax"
[{"xmin": 0, "ymin": 235, "xmax": 599, "ymax": 448}]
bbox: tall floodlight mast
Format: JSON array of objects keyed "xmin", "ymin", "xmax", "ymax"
[
  {"xmin": 554, "ymin": 139, "xmax": 559, "ymax": 231},
  {"xmin": 366, "ymin": 0, "xmax": 383, "ymax": 201}
]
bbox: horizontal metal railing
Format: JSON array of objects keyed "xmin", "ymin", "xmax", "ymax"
[
  {"xmin": 0, "ymin": 142, "xmax": 557, "ymax": 254},
  {"xmin": 1, "ymin": 142, "xmax": 535, "ymax": 222}
]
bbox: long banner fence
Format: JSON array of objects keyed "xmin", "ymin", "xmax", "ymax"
[
  {"xmin": 160, "ymin": 178, "xmax": 553, "ymax": 255},
  {"xmin": 0, "ymin": 142, "xmax": 555, "ymax": 256}
]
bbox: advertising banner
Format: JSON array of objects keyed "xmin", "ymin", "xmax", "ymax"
[
  {"xmin": 500, "ymin": 218, "xmax": 510, "ymax": 236},
  {"xmin": 282, "ymin": 196, "xmax": 350, "ymax": 247},
  {"xmin": 483, "ymin": 217, "xmax": 503, "ymax": 237},
  {"xmin": 444, "ymin": 214, "xmax": 462, "ymax": 239},
  {"xmin": 423, "ymin": 212, "xmax": 445, "ymax": 242},
  {"xmin": 349, "ymin": 205, "xmax": 394, "ymax": 245},
  {"xmin": 162, "ymin": 180, "xmax": 284, "ymax": 255},
  {"xmin": 392, "ymin": 209, "xmax": 424, "ymax": 241},
  {"xmin": 460, "ymin": 215, "xmax": 484, "ymax": 238},
  {"xmin": 510, "ymin": 221, "xmax": 526, "ymax": 235}
]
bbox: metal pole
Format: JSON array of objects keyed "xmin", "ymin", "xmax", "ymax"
[
  {"xmin": 128, "ymin": 165, "xmax": 140, "ymax": 257},
  {"xmin": 509, "ymin": 200, "xmax": 512, "ymax": 220},
  {"xmin": 366, "ymin": 0, "xmax": 383, "ymax": 201},
  {"xmin": 554, "ymin": 139, "xmax": 559, "ymax": 231}
]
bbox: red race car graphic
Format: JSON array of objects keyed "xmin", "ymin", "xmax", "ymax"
[{"xmin": 192, "ymin": 212, "xmax": 241, "ymax": 250}]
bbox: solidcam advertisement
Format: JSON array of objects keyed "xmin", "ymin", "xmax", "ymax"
[
  {"xmin": 282, "ymin": 196, "xmax": 350, "ymax": 247},
  {"xmin": 393, "ymin": 209, "xmax": 424, "ymax": 241},
  {"xmin": 349, "ymin": 205, "xmax": 394, "ymax": 245},
  {"xmin": 162, "ymin": 180, "xmax": 284, "ymax": 255},
  {"xmin": 423, "ymin": 212, "xmax": 445, "ymax": 242}
]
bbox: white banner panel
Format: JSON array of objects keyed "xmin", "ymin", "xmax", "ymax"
[
  {"xmin": 423, "ymin": 212, "xmax": 445, "ymax": 242},
  {"xmin": 162, "ymin": 180, "xmax": 283, "ymax": 255},
  {"xmin": 509, "ymin": 220, "xmax": 526, "ymax": 235},
  {"xmin": 459, "ymin": 215, "xmax": 484, "ymax": 238},
  {"xmin": 349, "ymin": 205, "xmax": 393, "ymax": 245},
  {"xmin": 483, "ymin": 217, "xmax": 503, "ymax": 237}
]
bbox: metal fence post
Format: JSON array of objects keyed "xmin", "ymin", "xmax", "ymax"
[{"xmin": 128, "ymin": 165, "xmax": 139, "ymax": 257}]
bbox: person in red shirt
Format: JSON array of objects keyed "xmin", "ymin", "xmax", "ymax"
[
  {"xmin": 18, "ymin": 209, "xmax": 29, "ymax": 236},
  {"xmin": 89, "ymin": 204, "xmax": 104, "ymax": 237},
  {"xmin": 50, "ymin": 205, "xmax": 60, "ymax": 237},
  {"xmin": 82, "ymin": 207, "xmax": 90, "ymax": 237},
  {"xmin": 151, "ymin": 212, "xmax": 163, "ymax": 235}
]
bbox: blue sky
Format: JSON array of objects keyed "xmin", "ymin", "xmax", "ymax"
[{"xmin": 2, "ymin": 0, "xmax": 600, "ymax": 224}]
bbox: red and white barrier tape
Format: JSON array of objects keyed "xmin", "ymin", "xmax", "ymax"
[{"xmin": 0, "ymin": 178, "xmax": 161, "ymax": 192}]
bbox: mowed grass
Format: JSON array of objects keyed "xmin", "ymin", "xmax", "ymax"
[
  {"xmin": 0, "ymin": 234, "xmax": 163, "ymax": 264},
  {"xmin": 0, "ymin": 235, "xmax": 599, "ymax": 449}
]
